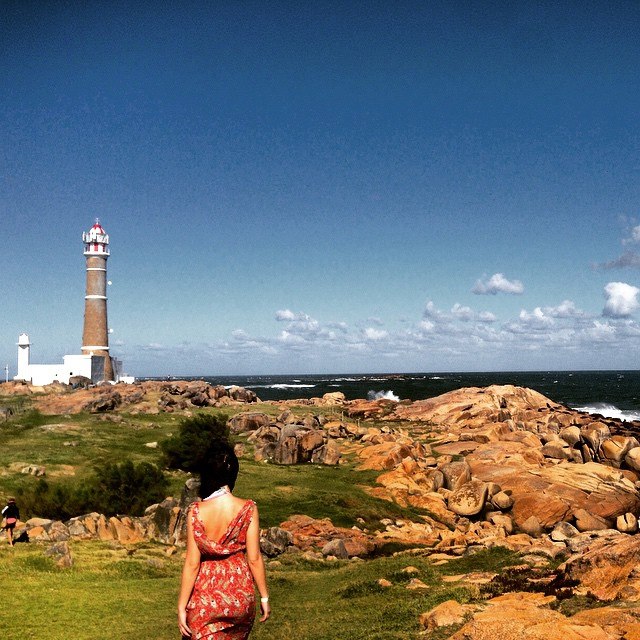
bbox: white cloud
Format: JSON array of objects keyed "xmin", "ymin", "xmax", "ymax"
[
  {"xmin": 543, "ymin": 300, "xmax": 584, "ymax": 318},
  {"xmin": 275, "ymin": 309, "xmax": 298, "ymax": 321},
  {"xmin": 603, "ymin": 282, "xmax": 640, "ymax": 317},
  {"xmin": 423, "ymin": 300, "xmax": 446, "ymax": 320},
  {"xmin": 451, "ymin": 303, "xmax": 474, "ymax": 321},
  {"xmin": 519, "ymin": 307, "xmax": 554, "ymax": 326},
  {"xmin": 472, "ymin": 273, "xmax": 524, "ymax": 295},
  {"xmin": 586, "ymin": 320, "xmax": 616, "ymax": 342},
  {"xmin": 363, "ymin": 327, "xmax": 388, "ymax": 340},
  {"xmin": 451, "ymin": 303, "xmax": 497, "ymax": 323}
]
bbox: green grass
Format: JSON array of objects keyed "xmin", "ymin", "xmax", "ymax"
[
  {"xmin": 0, "ymin": 401, "xmax": 430, "ymax": 528},
  {"xmin": 234, "ymin": 458, "xmax": 430, "ymax": 529},
  {"xmin": 0, "ymin": 397, "xmax": 551, "ymax": 639},
  {"xmin": 0, "ymin": 541, "xmax": 488, "ymax": 640}
]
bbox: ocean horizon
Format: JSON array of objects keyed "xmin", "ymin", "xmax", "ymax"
[{"xmin": 143, "ymin": 370, "xmax": 640, "ymax": 423}]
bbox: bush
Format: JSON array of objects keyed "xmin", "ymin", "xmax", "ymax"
[
  {"xmin": 162, "ymin": 413, "xmax": 232, "ymax": 474},
  {"xmin": 92, "ymin": 459, "xmax": 169, "ymax": 516},
  {"xmin": 16, "ymin": 459, "xmax": 169, "ymax": 520},
  {"xmin": 162, "ymin": 413, "xmax": 235, "ymax": 497}
]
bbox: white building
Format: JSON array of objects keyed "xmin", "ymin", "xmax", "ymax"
[{"xmin": 14, "ymin": 333, "xmax": 134, "ymax": 385}]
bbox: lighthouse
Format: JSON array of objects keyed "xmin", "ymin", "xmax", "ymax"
[{"xmin": 81, "ymin": 219, "xmax": 114, "ymax": 381}]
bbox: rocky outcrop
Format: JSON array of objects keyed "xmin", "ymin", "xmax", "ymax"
[
  {"xmin": 244, "ymin": 410, "xmax": 348, "ymax": 465},
  {"xmin": 559, "ymin": 533, "xmax": 640, "ymax": 601},
  {"xmin": 360, "ymin": 385, "xmax": 640, "ymax": 544},
  {"xmin": 278, "ymin": 514, "xmax": 376, "ymax": 557},
  {"xmin": 448, "ymin": 592, "xmax": 640, "ymax": 640},
  {"xmin": 33, "ymin": 380, "xmax": 259, "ymax": 415}
]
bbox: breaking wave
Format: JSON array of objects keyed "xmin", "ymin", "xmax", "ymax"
[
  {"xmin": 246, "ymin": 383, "xmax": 316, "ymax": 390},
  {"xmin": 572, "ymin": 402, "xmax": 640, "ymax": 423},
  {"xmin": 367, "ymin": 389, "xmax": 400, "ymax": 401}
]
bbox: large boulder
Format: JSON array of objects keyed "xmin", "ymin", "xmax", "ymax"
[
  {"xmin": 447, "ymin": 480, "xmax": 488, "ymax": 516},
  {"xmin": 228, "ymin": 412, "xmax": 271, "ymax": 434},
  {"xmin": 559, "ymin": 533, "xmax": 640, "ymax": 600}
]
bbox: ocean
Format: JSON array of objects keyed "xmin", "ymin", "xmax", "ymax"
[{"xmin": 183, "ymin": 371, "xmax": 640, "ymax": 423}]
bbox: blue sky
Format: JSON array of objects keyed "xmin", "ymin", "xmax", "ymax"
[{"xmin": 1, "ymin": 1, "xmax": 639, "ymax": 376}]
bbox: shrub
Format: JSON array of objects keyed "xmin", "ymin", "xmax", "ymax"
[
  {"xmin": 92, "ymin": 459, "xmax": 169, "ymax": 516},
  {"xmin": 162, "ymin": 413, "xmax": 233, "ymax": 475},
  {"xmin": 16, "ymin": 459, "xmax": 169, "ymax": 520}
]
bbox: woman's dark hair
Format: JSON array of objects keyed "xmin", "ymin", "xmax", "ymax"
[{"xmin": 199, "ymin": 443, "xmax": 239, "ymax": 497}]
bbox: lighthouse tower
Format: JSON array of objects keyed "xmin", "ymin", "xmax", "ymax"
[{"xmin": 81, "ymin": 219, "xmax": 114, "ymax": 381}]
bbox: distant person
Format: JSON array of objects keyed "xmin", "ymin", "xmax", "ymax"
[
  {"xmin": 2, "ymin": 498, "xmax": 19, "ymax": 546},
  {"xmin": 177, "ymin": 446, "xmax": 270, "ymax": 639}
]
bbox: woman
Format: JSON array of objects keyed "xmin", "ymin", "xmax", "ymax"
[
  {"xmin": 178, "ymin": 445, "xmax": 270, "ymax": 639},
  {"xmin": 2, "ymin": 498, "xmax": 19, "ymax": 546}
]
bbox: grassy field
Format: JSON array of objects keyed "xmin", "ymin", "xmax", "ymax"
[
  {"xmin": 0, "ymin": 394, "xmax": 529, "ymax": 639},
  {"xmin": 0, "ymin": 540, "xmax": 524, "ymax": 640}
]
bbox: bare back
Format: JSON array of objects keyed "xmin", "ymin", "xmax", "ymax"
[{"xmin": 195, "ymin": 494, "xmax": 252, "ymax": 543}]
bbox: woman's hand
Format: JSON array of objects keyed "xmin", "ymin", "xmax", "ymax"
[
  {"xmin": 259, "ymin": 599, "xmax": 271, "ymax": 622},
  {"xmin": 178, "ymin": 607, "xmax": 191, "ymax": 638}
]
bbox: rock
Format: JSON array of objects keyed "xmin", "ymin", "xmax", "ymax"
[
  {"xmin": 320, "ymin": 392, "xmax": 346, "ymax": 405},
  {"xmin": 145, "ymin": 497, "xmax": 181, "ymax": 544},
  {"xmin": 228, "ymin": 412, "xmax": 271, "ymax": 434},
  {"xmin": 541, "ymin": 440, "xmax": 572, "ymax": 460},
  {"xmin": 599, "ymin": 435, "xmax": 639, "ymax": 466},
  {"xmin": 491, "ymin": 491, "xmax": 514, "ymax": 511},
  {"xmin": 21, "ymin": 464, "xmax": 46, "ymax": 476},
  {"xmin": 87, "ymin": 390, "xmax": 122, "ymax": 412},
  {"xmin": 511, "ymin": 493, "xmax": 570, "ymax": 531},
  {"xmin": 558, "ymin": 426, "xmax": 582, "ymax": 446},
  {"xmin": 358, "ymin": 442, "xmax": 413, "ymax": 470},
  {"xmin": 550, "ymin": 521, "xmax": 580, "ymax": 542},
  {"xmin": 559, "ymin": 533, "xmax": 640, "ymax": 600},
  {"xmin": 311, "ymin": 440, "xmax": 341, "ymax": 465},
  {"xmin": 487, "ymin": 513, "xmax": 514, "ymax": 534},
  {"xmin": 260, "ymin": 527, "xmax": 294, "ymax": 557},
  {"xmin": 44, "ymin": 541, "xmax": 73, "ymax": 567},
  {"xmin": 573, "ymin": 508, "xmax": 610, "ymax": 532},
  {"xmin": 616, "ymin": 512, "xmax": 638, "ymax": 534},
  {"xmin": 280, "ymin": 515, "xmax": 376, "ymax": 556},
  {"xmin": 405, "ymin": 578, "xmax": 429, "ymax": 590},
  {"xmin": 448, "ymin": 592, "xmax": 613, "ymax": 640},
  {"xmin": 145, "ymin": 441, "xmax": 158, "ymax": 448},
  {"xmin": 377, "ymin": 578, "xmax": 392, "ymax": 588},
  {"xmin": 440, "ymin": 461, "xmax": 472, "ymax": 490},
  {"xmin": 419, "ymin": 600, "xmax": 469, "ymax": 631},
  {"xmin": 581, "ymin": 422, "xmax": 610, "ymax": 452},
  {"xmin": 625, "ymin": 447, "xmax": 640, "ymax": 472},
  {"xmin": 321, "ymin": 538, "xmax": 348, "ymax": 559},
  {"xmin": 448, "ymin": 480, "xmax": 489, "ymax": 516},
  {"xmin": 519, "ymin": 516, "xmax": 543, "ymax": 537},
  {"xmin": 228, "ymin": 386, "xmax": 258, "ymax": 403},
  {"xmin": 298, "ymin": 429, "xmax": 325, "ymax": 462}
]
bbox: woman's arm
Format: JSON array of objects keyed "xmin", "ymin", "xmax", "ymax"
[
  {"xmin": 177, "ymin": 507, "xmax": 201, "ymax": 637},
  {"xmin": 246, "ymin": 503, "xmax": 270, "ymax": 622}
]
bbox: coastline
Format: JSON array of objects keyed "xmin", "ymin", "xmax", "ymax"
[{"xmin": 141, "ymin": 370, "xmax": 640, "ymax": 419}]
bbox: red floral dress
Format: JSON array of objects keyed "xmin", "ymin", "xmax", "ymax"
[{"xmin": 186, "ymin": 500, "xmax": 256, "ymax": 639}]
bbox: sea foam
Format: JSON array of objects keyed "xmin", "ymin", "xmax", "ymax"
[
  {"xmin": 572, "ymin": 402, "xmax": 640, "ymax": 423},
  {"xmin": 368, "ymin": 390, "xmax": 400, "ymax": 401}
]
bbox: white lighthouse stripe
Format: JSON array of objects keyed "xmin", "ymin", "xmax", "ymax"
[
  {"xmin": 86, "ymin": 267, "xmax": 107, "ymax": 272},
  {"xmin": 82, "ymin": 346, "xmax": 110, "ymax": 351},
  {"xmin": 85, "ymin": 295, "xmax": 107, "ymax": 300}
]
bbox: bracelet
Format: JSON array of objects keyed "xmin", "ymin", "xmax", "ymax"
[{"xmin": 260, "ymin": 597, "xmax": 269, "ymax": 603}]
